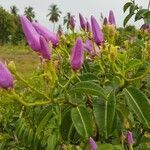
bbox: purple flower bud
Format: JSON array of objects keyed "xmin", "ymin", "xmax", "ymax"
[
  {"xmin": 108, "ymin": 10, "xmax": 116, "ymax": 25},
  {"xmin": 39, "ymin": 36, "xmax": 51, "ymax": 60},
  {"xmin": 86, "ymin": 21, "xmax": 91, "ymax": 32},
  {"xmin": 127, "ymin": 131, "xmax": 133, "ymax": 145},
  {"xmin": 91, "ymin": 16, "xmax": 104, "ymax": 45},
  {"xmin": 140, "ymin": 23, "xmax": 150, "ymax": 32},
  {"xmin": 84, "ymin": 39, "xmax": 95, "ymax": 56},
  {"xmin": 32, "ymin": 22, "xmax": 59, "ymax": 46},
  {"xmin": 0, "ymin": 62, "xmax": 13, "ymax": 89},
  {"xmin": 89, "ymin": 137, "xmax": 97, "ymax": 150},
  {"xmin": 20, "ymin": 16, "xmax": 41, "ymax": 52},
  {"xmin": 70, "ymin": 37, "xmax": 84, "ymax": 70},
  {"xmin": 103, "ymin": 17, "xmax": 108, "ymax": 25},
  {"xmin": 70, "ymin": 15, "xmax": 75, "ymax": 30},
  {"xmin": 79, "ymin": 13, "xmax": 86, "ymax": 30}
]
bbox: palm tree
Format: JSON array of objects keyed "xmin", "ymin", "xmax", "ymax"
[
  {"xmin": 47, "ymin": 4, "xmax": 61, "ymax": 31},
  {"xmin": 57, "ymin": 24, "xmax": 63, "ymax": 35},
  {"xmin": 24, "ymin": 6, "xmax": 35, "ymax": 21},
  {"xmin": 10, "ymin": 5, "xmax": 19, "ymax": 16},
  {"xmin": 63, "ymin": 12, "xmax": 71, "ymax": 30}
]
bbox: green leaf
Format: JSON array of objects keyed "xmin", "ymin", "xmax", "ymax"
[
  {"xmin": 61, "ymin": 109, "xmax": 80, "ymax": 144},
  {"xmin": 35, "ymin": 109, "xmax": 53, "ymax": 136},
  {"xmin": 123, "ymin": 2, "xmax": 132, "ymax": 12},
  {"xmin": 79, "ymin": 73, "xmax": 99, "ymax": 81},
  {"xmin": 97, "ymin": 144, "xmax": 123, "ymax": 150},
  {"xmin": 70, "ymin": 81, "xmax": 106, "ymax": 100},
  {"xmin": 129, "ymin": 4, "xmax": 138, "ymax": 14},
  {"xmin": 124, "ymin": 86, "xmax": 150, "ymax": 128},
  {"xmin": 83, "ymin": 59, "xmax": 90, "ymax": 72},
  {"xmin": 46, "ymin": 133, "xmax": 57, "ymax": 150},
  {"xmin": 144, "ymin": 11, "xmax": 150, "ymax": 22},
  {"xmin": 93, "ymin": 90, "xmax": 116, "ymax": 139},
  {"xmin": 135, "ymin": 9, "xmax": 149, "ymax": 21},
  {"xmin": 107, "ymin": 90, "xmax": 116, "ymax": 135},
  {"xmin": 28, "ymin": 129, "xmax": 33, "ymax": 145},
  {"xmin": 123, "ymin": 13, "xmax": 134, "ymax": 27},
  {"xmin": 71, "ymin": 106, "xmax": 93, "ymax": 139},
  {"xmin": 125, "ymin": 59, "xmax": 142, "ymax": 71},
  {"xmin": 33, "ymin": 106, "xmax": 54, "ymax": 147}
]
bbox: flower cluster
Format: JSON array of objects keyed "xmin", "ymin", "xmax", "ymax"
[{"xmin": 20, "ymin": 16, "xmax": 58, "ymax": 60}]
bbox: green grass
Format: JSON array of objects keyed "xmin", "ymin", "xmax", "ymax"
[{"xmin": 0, "ymin": 44, "xmax": 39, "ymax": 77}]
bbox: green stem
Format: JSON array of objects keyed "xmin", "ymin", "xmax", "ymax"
[
  {"xmin": 10, "ymin": 91, "xmax": 52, "ymax": 106},
  {"xmin": 129, "ymin": 145, "xmax": 134, "ymax": 150},
  {"xmin": 63, "ymin": 71, "xmax": 76, "ymax": 89},
  {"xmin": 126, "ymin": 70, "xmax": 149, "ymax": 82},
  {"xmin": 9, "ymin": 91, "xmax": 77, "ymax": 107},
  {"xmin": 14, "ymin": 73, "xmax": 51, "ymax": 101},
  {"xmin": 112, "ymin": 63, "xmax": 127, "ymax": 81},
  {"xmin": 98, "ymin": 59, "xmax": 105, "ymax": 74}
]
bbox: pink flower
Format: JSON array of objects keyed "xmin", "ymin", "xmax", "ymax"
[
  {"xmin": 89, "ymin": 137, "xmax": 97, "ymax": 150},
  {"xmin": 79, "ymin": 13, "xmax": 86, "ymax": 30},
  {"xmin": 86, "ymin": 21, "xmax": 91, "ymax": 32},
  {"xmin": 70, "ymin": 37, "xmax": 84, "ymax": 70},
  {"xmin": 91, "ymin": 16, "xmax": 104, "ymax": 45},
  {"xmin": 84, "ymin": 39, "xmax": 95, "ymax": 56},
  {"xmin": 0, "ymin": 62, "xmax": 13, "ymax": 89},
  {"xmin": 127, "ymin": 131, "xmax": 133, "ymax": 145},
  {"xmin": 39, "ymin": 36, "xmax": 51, "ymax": 60},
  {"xmin": 20, "ymin": 16, "xmax": 41, "ymax": 52},
  {"xmin": 140, "ymin": 23, "xmax": 150, "ymax": 32},
  {"xmin": 108, "ymin": 10, "xmax": 116, "ymax": 25},
  {"xmin": 32, "ymin": 22, "xmax": 59, "ymax": 46},
  {"xmin": 70, "ymin": 15, "xmax": 75, "ymax": 30},
  {"xmin": 103, "ymin": 17, "xmax": 108, "ymax": 25}
]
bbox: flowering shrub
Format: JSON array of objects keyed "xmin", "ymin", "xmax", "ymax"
[{"xmin": 0, "ymin": 10, "xmax": 150, "ymax": 150}]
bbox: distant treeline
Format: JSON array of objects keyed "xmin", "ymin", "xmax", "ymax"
[
  {"xmin": 0, "ymin": 5, "xmax": 39, "ymax": 45},
  {"xmin": 0, "ymin": 4, "xmax": 73, "ymax": 46}
]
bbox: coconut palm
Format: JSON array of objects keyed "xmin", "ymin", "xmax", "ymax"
[
  {"xmin": 47, "ymin": 4, "xmax": 61, "ymax": 31},
  {"xmin": 63, "ymin": 12, "xmax": 71, "ymax": 30},
  {"xmin": 10, "ymin": 5, "xmax": 19, "ymax": 16},
  {"xmin": 57, "ymin": 24, "xmax": 63, "ymax": 35},
  {"xmin": 24, "ymin": 6, "xmax": 35, "ymax": 21}
]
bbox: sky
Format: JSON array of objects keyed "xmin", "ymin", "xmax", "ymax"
[{"xmin": 0, "ymin": 0, "xmax": 148, "ymax": 31}]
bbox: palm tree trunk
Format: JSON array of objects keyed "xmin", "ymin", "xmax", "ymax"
[
  {"xmin": 53, "ymin": 23, "xmax": 55, "ymax": 32},
  {"xmin": 148, "ymin": 0, "xmax": 150, "ymax": 10}
]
